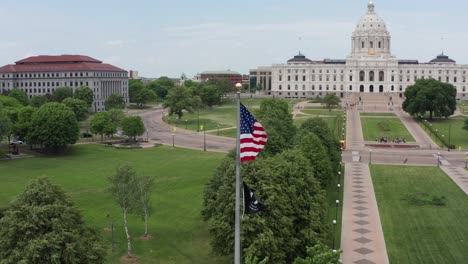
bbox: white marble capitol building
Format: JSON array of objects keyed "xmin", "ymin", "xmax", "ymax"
[{"xmin": 260, "ymin": 0, "xmax": 467, "ymax": 99}]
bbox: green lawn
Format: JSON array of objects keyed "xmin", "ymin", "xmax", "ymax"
[
  {"xmin": 300, "ymin": 109, "xmax": 343, "ymax": 116},
  {"xmin": 370, "ymin": 165, "xmax": 468, "ymax": 264},
  {"xmin": 457, "ymin": 100, "xmax": 468, "ymax": 114},
  {"xmin": 360, "ymin": 112, "xmax": 396, "ymax": 117},
  {"xmin": 164, "ymin": 98, "xmax": 302, "ymax": 132},
  {"xmin": 0, "ymin": 144, "xmax": 228, "ymax": 264},
  {"xmin": 361, "ymin": 117, "xmax": 415, "ymax": 142},
  {"xmin": 420, "ymin": 118, "xmax": 468, "ymax": 149}
]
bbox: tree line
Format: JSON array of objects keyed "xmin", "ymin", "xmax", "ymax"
[
  {"xmin": 129, "ymin": 77, "xmax": 234, "ymax": 119},
  {"xmin": 0, "ymin": 86, "xmax": 145, "ymax": 153},
  {"xmin": 202, "ymin": 99, "xmax": 341, "ymax": 264}
]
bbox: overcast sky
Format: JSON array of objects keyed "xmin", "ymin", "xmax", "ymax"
[{"xmin": 0, "ymin": 0, "xmax": 466, "ymax": 78}]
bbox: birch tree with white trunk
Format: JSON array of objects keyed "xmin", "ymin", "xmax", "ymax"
[
  {"xmin": 108, "ymin": 164, "xmax": 137, "ymax": 257},
  {"xmin": 134, "ymin": 175, "xmax": 155, "ymax": 237}
]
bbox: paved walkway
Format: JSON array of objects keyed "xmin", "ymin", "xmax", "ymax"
[
  {"xmin": 342, "ymin": 107, "xmax": 389, "ymax": 264},
  {"xmin": 342, "ymin": 162, "xmax": 389, "ymax": 264},
  {"xmin": 440, "ymin": 166, "xmax": 468, "ymax": 195},
  {"xmin": 395, "ymin": 107, "xmax": 438, "ymax": 149}
]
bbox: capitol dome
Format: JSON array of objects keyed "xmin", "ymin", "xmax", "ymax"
[{"xmin": 350, "ymin": 0, "xmax": 392, "ymax": 57}]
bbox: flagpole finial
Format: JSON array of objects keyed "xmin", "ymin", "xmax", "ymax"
[{"xmin": 235, "ymin": 83, "xmax": 242, "ymax": 92}]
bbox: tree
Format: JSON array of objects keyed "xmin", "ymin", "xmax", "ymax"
[
  {"xmin": 297, "ymin": 132, "xmax": 333, "ymax": 187},
  {"xmin": 0, "ymin": 110, "xmax": 12, "ymax": 141},
  {"xmin": 256, "ymin": 99, "xmax": 297, "ymax": 156},
  {"xmin": 134, "ymin": 176, "xmax": 155, "ymax": 237},
  {"xmin": 163, "ymin": 86, "xmax": 194, "ymax": 120},
  {"xmin": 108, "ymin": 164, "xmax": 138, "ymax": 258},
  {"xmin": 121, "ymin": 116, "xmax": 145, "ymax": 142},
  {"xmin": 322, "ymin": 94, "xmax": 341, "ymax": 111},
  {"xmin": 464, "ymin": 119, "xmax": 468, "ymax": 131},
  {"xmin": 134, "ymin": 88, "xmax": 157, "ymax": 106},
  {"xmin": 402, "ymin": 79, "xmax": 457, "ymax": 119},
  {"xmin": 293, "ymin": 243, "xmax": 341, "ymax": 264},
  {"xmin": 74, "ymin": 86, "xmax": 94, "ymax": 107},
  {"xmin": 28, "ymin": 102, "xmax": 79, "ymax": 152},
  {"xmin": 129, "ymin": 79, "xmax": 145, "ymax": 103},
  {"xmin": 147, "ymin": 77, "xmax": 175, "ymax": 100},
  {"xmin": 63, "ymin": 97, "xmax": 88, "ymax": 121},
  {"xmin": 52, "ymin": 87, "xmax": 74, "ymax": 102},
  {"xmin": 298, "ymin": 118, "xmax": 341, "ymax": 175},
  {"xmin": 203, "ymin": 150, "xmax": 327, "ymax": 263},
  {"xmin": 0, "ymin": 95, "xmax": 22, "ymax": 110},
  {"xmin": 105, "ymin": 94, "xmax": 126, "ymax": 110},
  {"xmin": 200, "ymin": 84, "xmax": 222, "ymax": 108},
  {"xmin": 89, "ymin": 112, "xmax": 116, "ymax": 141},
  {"xmin": 107, "ymin": 108, "xmax": 125, "ymax": 127},
  {"xmin": 30, "ymin": 95, "xmax": 48, "ymax": 108},
  {"xmin": 0, "ymin": 178, "xmax": 105, "ymax": 263},
  {"xmin": 8, "ymin": 88, "xmax": 29, "ymax": 106},
  {"xmin": 12, "ymin": 106, "xmax": 35, "ymax": 141},
  {"xmin": 205, "ymin": 78, "xmax": 233, "ymax": 94}
]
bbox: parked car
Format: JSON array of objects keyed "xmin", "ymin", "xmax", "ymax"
[
  {"xmin": 82, "ymin": 133, "xmax": 93, "ymax": 138},
  {"xmin": 10, "ymin": 139, "xmax": 24, "ymax": 145}
]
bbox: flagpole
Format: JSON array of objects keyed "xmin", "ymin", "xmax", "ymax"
[{"xmin": 234, "ymin": 83, "xmax": 242, "ymax": 264}]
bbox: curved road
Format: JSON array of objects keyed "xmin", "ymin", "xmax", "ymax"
[{"xmin": 132, "ymin": 107, "xmax": 235, "ymax": 153}]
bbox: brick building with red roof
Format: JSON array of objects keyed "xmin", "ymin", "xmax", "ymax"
[{"xmin": 0, "ymin": 55, "xmax": 129, "ymax": 112}]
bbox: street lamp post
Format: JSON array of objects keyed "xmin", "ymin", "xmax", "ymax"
[
  {"xmin": 146, "ymin": 130, "xmax": 149, "ymax": 142},
  {"xmin": 172, "ymin": 133, "xmax": 175, "ymax": 147},
  {"xmin": 185, "ymin": 119, "xmax": 188, "ymax": 129},
  {"xmin": 369, "ymin": 149, "xmax": 372, "ymax": 165},
  {"xmin": 437, "ymin": 151, "xmax": 440, "ymax": 167},
  {"xmin": 465, "ymin": 152, "xmax": 468, "ymax": 169},
  {"xmin": 217, "ymin": 124, "xmax": 220, "ymax": 136},
  {"xmin": 197, "ymin": 108, "xmax": 200, "ymax": 132},
  {"xmin": 203, "ymin": 123, "xmax": 206, "ymax": 151}
]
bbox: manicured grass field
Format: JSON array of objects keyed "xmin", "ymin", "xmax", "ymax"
[
  {"xmin": 370, "ymin": 165, "xmax": 468, "ymax": 264},
  {"xmin": 361, "ymin": 117, "xmax": 415, "ymax": 142},
  {"xmin": 164, "ymin": 98, "xmax": 302, "ymax": 132},
  {"xmin": 0, "ymin": 144, "xmax": 228, "ymax": 264},
  {"xmin": 360, "ymin": 112, "xmax": 396, "ymax": 117},
  {"xmin": 300, "ymin": 109, "xmax": 343, "ymax": 116},
  {"xmin": 420, "ymin": 118, "xmax": 468, "ymax": 149}
]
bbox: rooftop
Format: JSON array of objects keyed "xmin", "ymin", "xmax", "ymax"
[
  {"xmin": 16, "ymin": 55, "xmax": 102, "ymax": 64},
  {"xmin": 200, "ymin": 70, "xmax": 241, "ymax": 75}
]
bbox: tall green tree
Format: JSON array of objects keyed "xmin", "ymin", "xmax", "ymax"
[
  {"xmin": 8, "ymin": 88, "xmax": 29, "ymax": 106},
  {"xmin": 256, "ymin": 99, "xmax": 296, "ymax": 156},
  {"xmin": 297, "ymin": 132, "xmax": 333, "ymax": 187},
  {"xmin": 30, "ymin": 95, "xmax": 48, "ymax": 108},
  {"xmin": 74, "ymin": 86, "xmax": 94, "ymax": 107},
  {"xmin": 202, "ymin": 150, "xmax": 327, "ymax": 264},
  {"xmin": 28, "ymin": 102, "xmax": 79, "ymax": 152},
  {"xmin": 0, "ymin": 178, "xmax": 105, "ymax": 264},
  {"xmin": 108, "ymin": 164, "xmax": 138, "ymax": 258},
  {"xmin": 0, "ymin": 110, "xmax": 12, "ymax": 141},
  {"xmin": 121, "ymin": 116, "xmax": 145, "ymax": 142},
  {"xmin": 322, "ymin": 94, "xmax": 341, "ymax": 112},
  {"xmin": 0, "ymin": 95, "xmax": 22, "ymax": 110},
  {"xmin": 163, "ymin": 86, "xmax": 194, "ymax": 120},
  {"xmin": 134, "ymin": 175, "xmax": 155, "ymax": 237},
  {"xmin": 89, "ymin": 112, "xmax": 116, "ymax": 141},
  {"xmin": 134, "ymin": 88, "xmax": 157, "ymax": 106},
  {"xmin": 12, "ymin": 106, "xmax": 35, "ymax": 141},
  {"xmin": 105, "ymin": 94, "xmax": 126, "ymax": 110},
  {"xmin": 63, "ymin": 97, "xmax": 88, "ymax": 121},
  {"xmin": 206, "ymin": 78, "xmax": 233, "ymax": 94},
  {"xmin": 52, "ymin": 87, "xmax": 74, "ymax": 102},
  {"xmin": 402, "ymin": 79, "xmax": 457, "ymax": 119},
  {"xmin": 200, "ymin": 84, "xmax": 222, "ymax": 108},
  {"xmin": 298, "ymin": 118, "xmax": 341, "ymax": 175},
  {"xmin": 147, "ymin": 77, "xmax": 175, "ymax": 100},
  {"xmin": 128, "ymin": 79, "xmax": 145, "ymax": 103},
  {"xmin": 463, "ymin": 119, "xmax": 468, "ymax": 131}
]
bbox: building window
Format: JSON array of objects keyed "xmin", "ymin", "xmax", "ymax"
[
  {"xmin": 391, "ymin": 85, "xmax": 394, "ymax": 91},
  {"xmin": 359, "ymin": 71, "xmax": 365, "ymax": 82},
  {"xmin": 279, "ymin": 75, "xmax": 282, "ymax": 81},
  {"xmin": 349, "ymin": 85, "xmax": 352, "ymax": 91},
  {"xmin": 350, "ymin": 75, "xmax": 353, "ymax": 82},
  {"xmin": 379, "ymin": 71, "xmax": 384, "ymax": 82},
  {"xmin": 362, "ymin": 41, "xmax": 365, "ymax": 48},
  {"xmin": 295, "ymin": 85, "xmax": 298, "ymax": 90},
  {"xmin": 333, "ymin": 85, "xmax": 336, "ymax": 90},
  {"xmin": 378, "ymin": 41, "xmax": 381, "ymax": 48},
  {"xmin": 279, "ymin": 85, "xmax": 282, "ymax": 90},
  {"xmin": 303, "ymin": 76, "xmax": 306, "ymax": 81},
  {"xmin": 454, "ymin": 77, "xmax": 457, "ymax": 83},
  {"xmin": 302, "ymin": 85, "xmax": 305, "ymax": 90},
  {"xmin": 288, "ymin": 76, "xmax": 291, "ymax": 81},
  {"xmin": 295, "ymin": 76, "xmax": 298, "ymax": 81},
  {"xmin": 319, "ymin": 85, "xmax": 322, "ymax": 90},
  {"xmin": 312, "ymin": 85, "xmax": 315, "ymax": 90},
  {"xmin": 287, "ymin": 85, "xmax": 291, "ymax": 90},
  {"xmin": 369, "ymin": 71, "xmax": 375, "ymax": 82}
]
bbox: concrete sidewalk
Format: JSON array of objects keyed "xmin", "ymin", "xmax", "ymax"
[
  {"xmin": 395, "ymin": 108, "xmax": 439, "ymax": 149},
  {"xmin": 341, "ymin": 162, "xmax": 389, "ymax": 264}
]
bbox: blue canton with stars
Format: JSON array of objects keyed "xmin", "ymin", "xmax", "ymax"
[{"xmin": 240, "ymin": 103, "xmax": 256, "ymax": 134}]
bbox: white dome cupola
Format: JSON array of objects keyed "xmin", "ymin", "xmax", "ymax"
[{"xmin": 351, "ymin": 0, "xmax": 392, "ymax": 57}]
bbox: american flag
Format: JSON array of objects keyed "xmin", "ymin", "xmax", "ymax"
[{"xmin": 240, "ymin": 103, "xmax": 267, "ymax": 162}]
